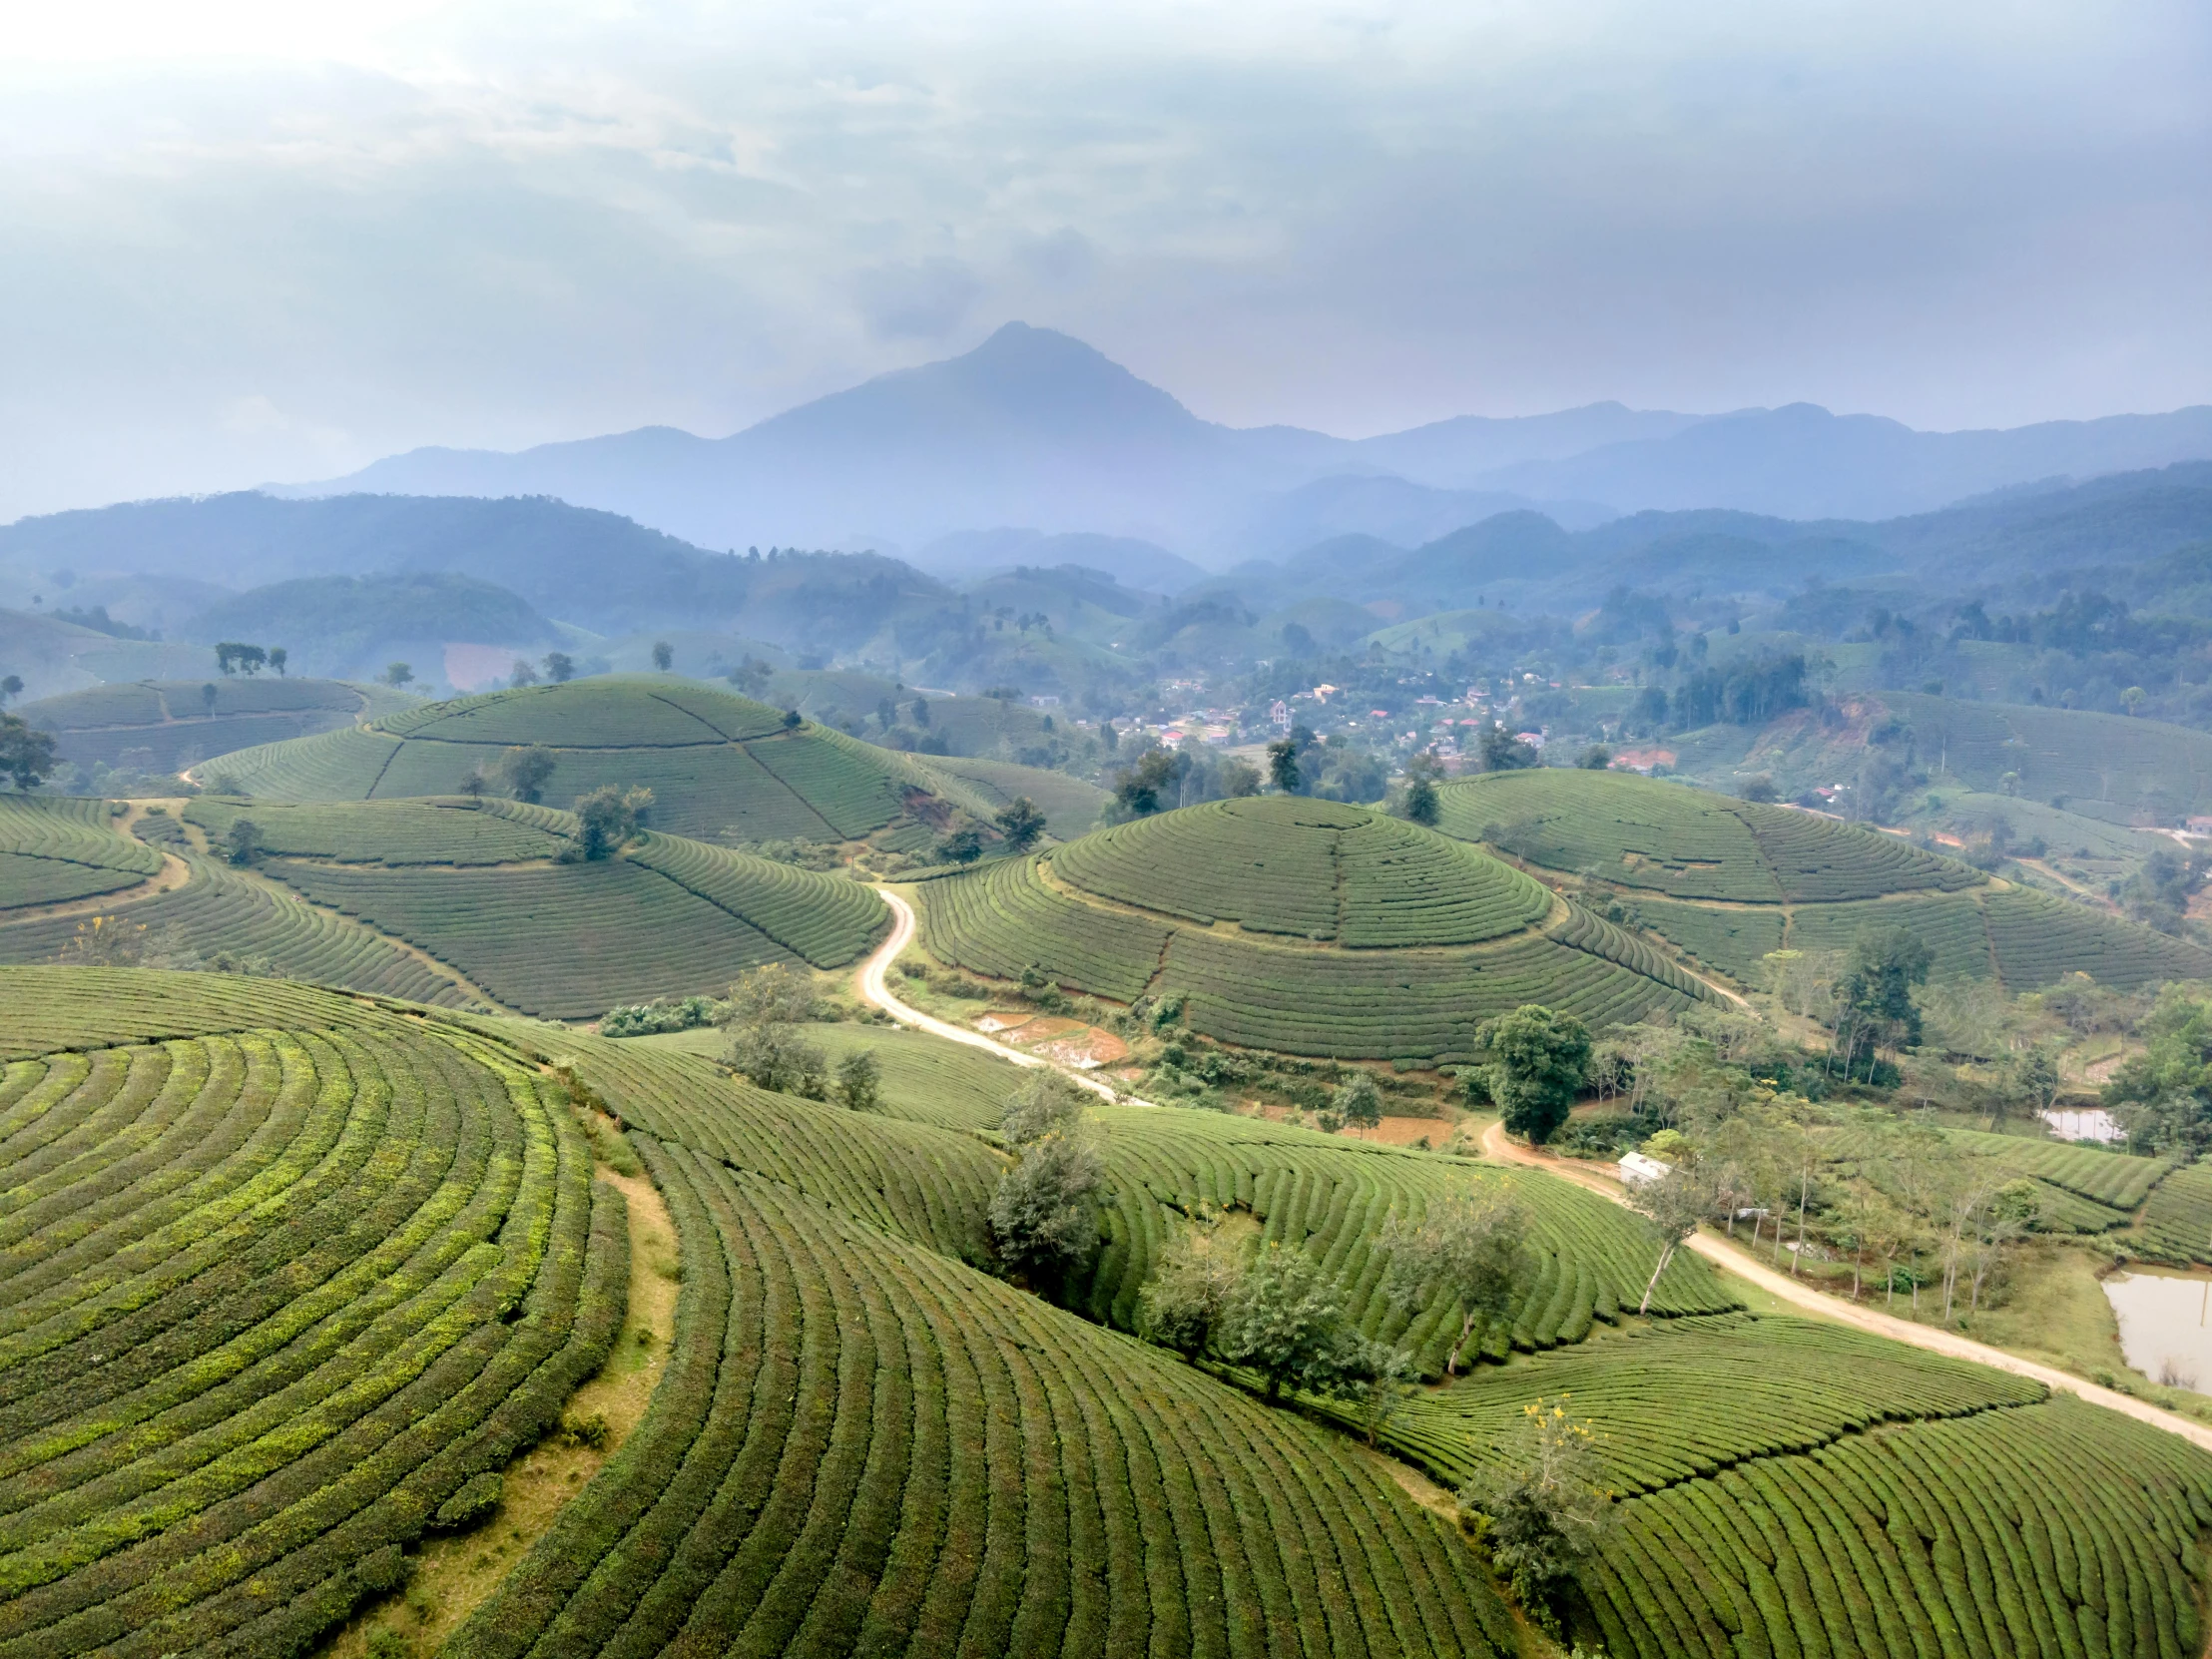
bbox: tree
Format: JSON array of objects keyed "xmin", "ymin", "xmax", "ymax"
[
  {"xmin": 1113, "ymin": 749, "xmax": 1183, "ymax": 818},
  {"xmin": 2123, "ymin": 685, "xmax": 2148, "ymax": 716},
  {"xmin": 875, "ymin": 697, "xmax": 897, "ymax": 733},
  {"xmin": 0, "ymin": 714, "xmax": 58, "ymax": 791},
  {"xmin": 1577, "ymin": 746, "xmax": 1612, "ymax": 771},
  {"xmin": 781, "ymin": 707, "xmax": 803, "ymax": 730},
  {"xmin": 215, "ymin": 642, "xmax": 267, "ymax": 677},
  {"xmin": 223, "ymin": 818, "xmax": 263, "ymax": 865},
  {"xmin": 1399, "ymin": 751, "xmax": 1443, "ymax": 826},
  {"xmin": 1216, "ymin": 1243, "xmax": 1366, "ymax": 1401},
  {"xmin": 510, "ymin": 658, "xmax": 540, "ymax": 689},
  {"xmin": 1000, "ymin": 1069, "xmax": 1089, "ymax": 1146},
  {"xmin": 1336, "ymin": 1070, "xmax": 1383, "ymax": 1137},
  {"xmin": 543, "ymin": 652, "xmax": 575, "ymax": 684},
  {"xmin": 0, "ymin": 675, "xmax": 21, "ymax": 707},
  {"xmin": 1627, "ymin": 1167, "xmax": 1705, "ymax": 1314},
  {"xmin": 269, "ymin": 647, "xmax": 286, "ymax": 677},
  {"xmin": 1137, "ymin": 1226, "xmax": 1242, "ymax": 1360},
  {"xmin": 935, "ymin": 824, "xmax": 986, "ymax": 864},
  {"xmin": 458, "ymin": 768, "xmax": 489, "ymax": 801},
  {"xmin": 1265, "ymin": 737, "xmax": 1302, "ymax": 794},
  {"xmin": 201, "ymin": 683, "xmax": 217, "ymax": 715},
  {"xmin": 994, "ymin": 796, "xmax": 1047, "ymax": 854},
  {"xmin": 571, "ymin": 785, "xmax": 653, "ymax": 859},
  {"xmin": 1475, "ymin": 1005, "xmax": 1592, "ymax": 1144},
  {"xmin": 989, "ymin": 1132, "xmax": 1104, "ymax": 1284},
  {"xmin": 382, "ymin": 662, "xmax": 414, "ymax": 689},
  {"xmin": 498, "ymin": 744, "xmax": 557, "ymax": 804},
  {"xmin": 723, "ymin": 962, "xmax": 818, "ymax": 1026},
  {"xmin": 1740, "ymin": 774, "xmax": 1780, "ymax": 803},
  {"xmin": 1830, "ymin": 924, "xmax": 1934, "ymax": 1077},
  {"xmin": 1217, "ymin": 756, "xmax": 1263, "ymax": 798},
  {"xmin": 651, "ymin": 640, "xmax": 674, "ymax": 672},
  {"xmin": 910, "ymin": 696, "xmax": 929, "ymax": 727},
  {"xmin": 723, "ymin": 1021, "xmax": 829, "ymax": 1099},
  {"xmin": 834, "ymin": 1049, "xmax": 881, "ymax": 1112},
  {"xmin": 1380, "ymin": 1189, "xmax": 1527, "ymax": 1374},
  {"xmin": 1479, "ymin": 724, "xmax": 1540, "ymax": 772},
  {"xmin": 1458, "ymin": 1399, "xmax": 1615, "ymax": 1635}
]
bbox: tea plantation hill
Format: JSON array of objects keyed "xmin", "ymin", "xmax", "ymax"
[
  {"xmin": 0, "ymin": 966, "xmax": 1525, "ymax": 1659},
  {"xmin": 530, "ymin": 1016, "xmax": 2212, "ymax": 1659},
  {"xmin": 917, "ymin": 795, "xmax": 1721, "ymax": 1063},
  {"xmin": 202, "ymin": 677, "xmax": 1006, "ymax": 848},
  {"xmin": 19, "ymin": 677, "xmax": 408, "ymax": 776},
  {"xmin": 0, "ymin": 795, "xmax": 888, "ymax": 1018},
  {"xmin": 1437, "ymin": 767, "xmax": 2212, "ymax": 989},
  {"xmin": 0, "ymin": 967, "xmax": 627, "ymax": 1657}
]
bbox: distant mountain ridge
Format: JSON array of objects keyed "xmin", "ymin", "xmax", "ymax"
[{"xmin": 277, "ymin": 322, "xmax": 2212, "ymax": 559}]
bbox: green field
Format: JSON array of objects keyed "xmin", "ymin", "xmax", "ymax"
[
  {"xmin": 0, "ymin": 796, "xmax": 161, "ymax": 911},
  {"xmin": 918, "ymin": 753, "xmax": 1110, "ymax": 839},
  {"xmin": 19, "ymin": 677, "xmax": 390, "ymax": 773},
  {"xmin": 0, "ymin": 967, "xmax": 624, "ymax": 1655},
  {"xmin": 0, "ymin": 796, "xmax": 887, "ymax": 1018},
  {"xmin": 201, "ymin": 677, "xmax": 1000, "ymax": 844},
  {"xmin": 1889, "ymin": 693, "xmax": 2212, "ymax": 823},
  {"xmin": 1436, "ymin": 768, "xmax": 2212, "ymax": 989},
  {"xmin": 918, "ymin": 799, "xmax": 1718, "ymax": 1060},
  {"xmin": 640, "ymin": 1019, "xmax": 1027, "ymax": 1135}
]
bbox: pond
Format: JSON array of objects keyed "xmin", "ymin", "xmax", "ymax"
[{"xmin": 2102, "ymin": 1269, "xmax": 2212, "ymax": 1388}]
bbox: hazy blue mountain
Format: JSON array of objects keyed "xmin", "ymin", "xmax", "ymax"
[
  {"xmin": 1349, "ymin": 401, "xmax": 1707, "ymax": 486},
  {"xmin": 1477, "ymin": 402, "xmax": 2212, "ymax": 520},
  {"xmin": 910, "ymin": 528, "xmax": 1209, "ymax": 594},
  {"xmin": 1230, "ymin": 473, "xmax": 1614, "ymax": 559}
]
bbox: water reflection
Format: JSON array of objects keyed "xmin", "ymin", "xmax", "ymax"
[{"xmin": 2103, "ymin": 1270, "xmax": 2212, "ymax": 1387}]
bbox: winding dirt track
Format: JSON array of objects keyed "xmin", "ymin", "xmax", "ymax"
[
  {"xmin": 1480, "ymin": 1121, "xmax": 2212, "ymax": 1452},
  {"xmin": 853, "ymin": 886, "xmax": 1160, "ymax": 1107}
]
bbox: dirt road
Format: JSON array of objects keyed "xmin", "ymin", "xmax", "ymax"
[
  {"xmin": 853, "ymin": 887, "xmax": 1158, "ymax": 1107},
  {"xmin": 1480, "ymin": 1121, "xmax": 2212, "ymax": 1453}
]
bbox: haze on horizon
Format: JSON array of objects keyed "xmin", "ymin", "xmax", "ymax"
[{"xmin": 1, "ymin": 0, "xmax": 2207, "ymax": 524}]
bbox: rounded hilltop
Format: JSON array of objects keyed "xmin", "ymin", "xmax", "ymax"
[
  {"xmin": 201, "ymin": 675, "xmax": 991, "ymax": 846},
  {"xmin": 917, "ymin": 794, "xmax": 1719, "ymax": 1063},
  {"xmin": 1434, "ymin": 767, "xmax": 2212, "ymax": 989}
]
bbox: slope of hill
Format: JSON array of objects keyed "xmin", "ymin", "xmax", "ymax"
[
  {"xmin": 21, "ymin": 676, "xmax": 397, "ymax": 775},
  {"xmin": 186, "ymin": 571, "xmax": 558, "ymax": 682},
  {"xmin": 0, "ymin": 607, "xmax": 213, "ymax": 703},
  {"xmin": 919, "ymin": 754, "xmax": 1109, "ymax": 839},
  {"xmin": 0, "ymin": 795, "xmax": 161, "ymax": 910},
  {"xmin": 200, "ymin": 676, "xmax": 999, "ymax": 846},
  {"xmin": 179, "ymin": 795, "xmax": 889, "ymax": 1018},
  {"xmin": 916, "ymin": 797, "xmax": 1719, "ymax": 1061},
  {"xmin": 1438, "ymin": 768, "xmax": 2212, "ymax": 987},
  {"xmin": 0, "ymin": 968, "xmax": 625, "ymax": 1655}
]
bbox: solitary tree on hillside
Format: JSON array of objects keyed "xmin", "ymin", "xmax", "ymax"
[
  {"xmin": 0, "ymin": 674, "xmax": 20, "ymax": 707},
  {"xmin": 1336, "ymin": 1070, "xmax": 1383, "ymax": 1137},
  {"xmin": 994, "ymin": 796, "xmax": 1047, "ymax": 854},
  {"xmin": 1628, "ymin": 1166, "xmax": 1706, "ymax": 1314},
  {"xmin": 1214, "ymin": 1242, "xmax": 1363, "ymax": 1401},
  {"xmin": 268, "ymin": 647, "xmax": 286, "ymax": 677},
  {"xmin": 876, "ymin": 697, "xmax": 897, "ymax": 733},
  {"xmin": 935, "ymin": 824, "xmax": 985, "ymax": 863},
  {"xmin": 498, "ymin": 745, "xmax": 557, "ymax": 804},
  {"xmin": 989, "ymin": 1132, "xmax": 1105, "ymax": 1286},
  {"xmin": 0, "ymin": 714, "xmax": 57, "ymax": 790},
  {"xmin": 1578, "ymin": 746, "xmax": 1612, "ymax": 771},
  {"xmin": 1266, "ymin": 737, "xmax": 1302, "ymax": 794},
  {"xmin": 223, "ymin": 819, "xmax": 263, "ymax": 865},
  {"xmin": 1220, "ymin": 757, "xmax": 1263, "ymax": 797},
  {"xmin": 910, "ymin": 696, "xmax": 929, "ymax": 727},
  {"xmin": 542, "ymin": 652, "xmax": 575, "ymax": 684},
  {"xmin": 781, "ymin": 707, "xmax": 803, "ymax": 729},
  {"xmin": 382, "ymin": 662, "xmax": 414, "ymax": 689},
  {"xmin": 718, "ymin": 963, "xmax": 828, "ymax": 1099},
  {"xmin": 1479, "ymin": 724, "xmax": 1540, "ymax": 772},
  {"xmin": 1474, "ymin": 1005, "xmax": 1592, "ymax": 1145},
  {"xmin": 1000, "ymin": 1070, "xmax": 1089, "ymax": 1147},
  {"xmin": 200, "ymin": 683, "xmax": 218, "ymax": 716},
  {"xmin": 1137, "ymin": 1225, "xmax": 1242, "ymax": 1360},
  {"xmin": 834, "ymin": 1050, "xmax": 881, "ymax": 1113},
  {"xmin": 1380, "ymin": 1189, "xmax": 1527, "ymax": 1373},
  {"xmin": 1458, "ymin": 1399, "xmax": 1615, "ymax": 1636},
  {"xmin": 459, "ymin": 767, "xmax": 489, "ymax": 800},
  {"xmin": 571, "ymin": 785, "xmax": 653, "ymax": 859},
  {"xmin": 510, "ymin": 658, "xmax": 539, "ymax": 689},
  {"xmin": 1399, "ymin": 751, "xmax": 1443, "ymax": 826},
  {"xmin": 652, "ymin": 640, "xmax": 674, "ymax": 672}
]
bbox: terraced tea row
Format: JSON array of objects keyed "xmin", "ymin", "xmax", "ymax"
[
  {"xmin": 1081, "ymin": 1108, "xmax": 1737, "ymax": 1374},
  {"xmin": 1050, "ymin": 797, "xmax": 1553, "ymax": 944},
  {"xmin": 1368, "ymin": 1315, "xmax": 2044, "ymax": 1494},
  {"xmin": 2136, "ymin": 1164, "xmax": 2212, "ymax": 1265},
  {"xmin": 1583, "ymin": 1395, "xmax": 2212, "ymax": 1659},
  {"xmin": 1444, "ymin": 769, "xmax": 1982, "ymax": 903},
  {"xmin": 918, "ymin": 804, "xmax": 1715, "ymax": 1061},
  {"xmin": 186, "ymin": 796, "xmax": 568, "ymax": 865},
  {"xmin": 444, "ymin": 1135, "xmax": 1516, "ymax": 1659},
  {"xmin": 0, "ymin": 797, "xmax": 162, "ymax": 912},
  {"xmin": 207, "ymin": 678, "xmax": 962, "ymax": 844},
  {"xmin": 0, "ymin": 969, "xmax": 625, "ymax": 1657},
  {"xmin": 0, "ymin": 855, "xmax": 470, "ymax": 1008}
]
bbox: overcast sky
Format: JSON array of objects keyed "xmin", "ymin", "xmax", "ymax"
[{"xmin": 2, "ymin": 0, "xmax": 2207, "ymax": 521}]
